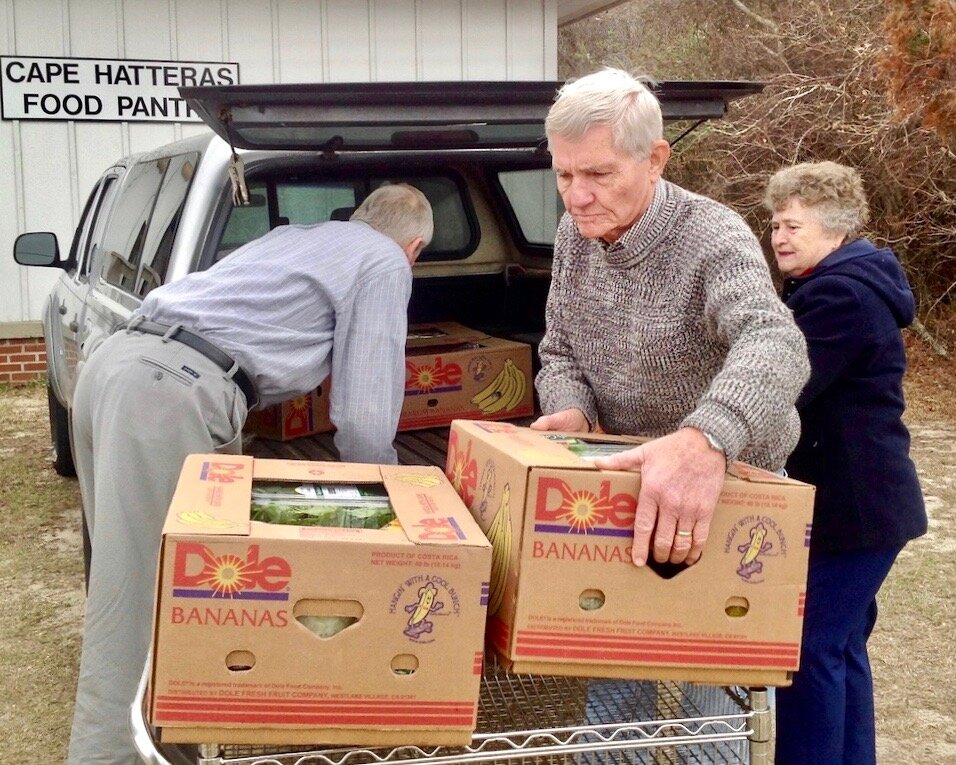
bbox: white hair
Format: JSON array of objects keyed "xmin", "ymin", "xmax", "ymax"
[
  {"xmin": 545, "ymin": 67, "xmax": 663, "ymax": 159},
  {"xmin": 350, "ymin": 184, "xmax": 434, "ymax": 248}
]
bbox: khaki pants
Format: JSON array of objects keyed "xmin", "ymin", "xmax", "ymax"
[{"xmin": 67, "ymin": 329, "xmax": 246, "ymax": 765}]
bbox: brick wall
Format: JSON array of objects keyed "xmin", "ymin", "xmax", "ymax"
[{"xmin": 0, "ymin": 337, "xmax": 47, "ymax": 384}]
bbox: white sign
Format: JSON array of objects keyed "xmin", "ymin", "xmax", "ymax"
[{"xmin": 0, "ymin": 56, "xmax": 240, "ymax": 122}]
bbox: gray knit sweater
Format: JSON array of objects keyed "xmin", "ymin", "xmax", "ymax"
[{"xmin": 536, "ymin": 179, "xmax": 809, "ymax": 471}]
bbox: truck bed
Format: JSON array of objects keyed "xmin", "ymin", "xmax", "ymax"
[{"xmin": 245, "ymin": 427, "xmax": 457, "ymax": 468}]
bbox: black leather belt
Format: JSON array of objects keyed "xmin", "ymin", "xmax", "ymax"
[{"xmin": 124, "ymin": 320, "xmax": 259, "ymax": 409}]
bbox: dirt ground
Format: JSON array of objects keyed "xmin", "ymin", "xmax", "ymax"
[
  {"xmin": 869, "ymin": 336, "xmax": 956, "ymax": 764},
  {"xmin": 0, "ymin": 334, "xmax": 953, "ymax": 763}
]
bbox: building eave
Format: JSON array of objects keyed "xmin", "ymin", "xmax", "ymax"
[{"xmin": 557, "ymin": 0, "xmax": 629, "ymax": 26}]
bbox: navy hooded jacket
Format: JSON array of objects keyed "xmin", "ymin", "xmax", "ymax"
[{"xmin": 782, "ymin": 238, "xmax": 927, "ymax": 553}]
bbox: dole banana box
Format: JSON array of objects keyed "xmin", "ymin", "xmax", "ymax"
[
  {"xmin": 445, "ymin": 420, "xmax": 815, "ymax": 687},
  {"xmin": 245, "ymin": 322, "xmax": 533, "ymax": 440},
  {"xmin": 243, "ymin": 381, "xmax": 333, "ymax": 441},
  {"xmin": 401, "ymin": 322, "xmax": 534, "ymax": 430},
  {"xmin": 149, "ymin": 454, "xmax": 492, "ymax": 746}
]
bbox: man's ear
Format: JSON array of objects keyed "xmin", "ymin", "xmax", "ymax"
[
  {"xmin": 402, "ymin": 236, "xmax": 425, "ymax": 265},
  {"xmin": 648, "ymin": 139, "xmax": 671, "ymax": 181}
]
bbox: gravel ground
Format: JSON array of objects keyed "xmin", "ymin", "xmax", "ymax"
[{"xmin": 0, "ymin": 338, "xmax": 953, "ymax": 763}]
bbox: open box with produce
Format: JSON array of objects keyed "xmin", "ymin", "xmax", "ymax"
[{"xmin": 147, "ymin": 454, "xmax": 492, "ymax": 747}]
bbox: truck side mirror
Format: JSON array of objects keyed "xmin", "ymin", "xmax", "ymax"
[{"xmin": 14, "ymin": 232, "xmax": 61, "ymax": 268}]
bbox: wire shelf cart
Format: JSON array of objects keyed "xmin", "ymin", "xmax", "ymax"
[
  {"xmin": 132, "ymin": 428, "xmax": 772, "ymax": 765},
  {"xmin": 132, "ymin": 653, "xmax": 772, "ymax": 765}
]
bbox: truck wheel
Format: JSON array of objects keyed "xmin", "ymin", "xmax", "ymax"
[{"xmin": 47, "ymin": 382, "xmax": 77, "ymax": 477}]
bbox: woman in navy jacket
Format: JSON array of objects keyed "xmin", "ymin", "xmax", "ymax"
[{"xmin": 763, "ymin": 161, "xmax": 926, "ymax": 765}]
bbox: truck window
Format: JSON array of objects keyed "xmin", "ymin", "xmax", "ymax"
[
  {"xmin": 67, "ymin": 180, "xmax": 104, "ymax": 277},
  {"xmin": 371, "ymin": 176, "xmax": 474, "ymax": 260},
  {"xmin": 81, "ymin": 176, "xmax": 118, "ymax": 279},
  {"xmin": 496, "ymin": 169, "xmax": 562, "ymax": 247},
  {"xmin": 219, "ymin": 181, "xmax": 270, "ymax": 254},
  {"xmin": 216, "ymin": 175, "xmax": 475, "ymax": 263},
  {"xmin": 98, "ymin": 160, "xmax": 166, "ymax": 292},
  {"xmin": 277, "ymin": 182, "xmax": 357, "ymax": 225},
  {"xmin": 134, "ymin": 153, "xmax": 199, "ymax": 297},
  {"xmin": 217, "ymin": 181, "xmax": 361, "ymax": 262},
  {"xmin": 83, "ymin": 176, "xmax": 119, "ymax": 282}
]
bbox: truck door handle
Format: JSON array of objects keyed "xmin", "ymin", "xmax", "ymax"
[
  {"xmin": 69, "ymin": 320, "xmax": 79, "ymax": 333},
  {"xmin": 58, "ymin": 303, "xmax": 68, "ymax": 315}
]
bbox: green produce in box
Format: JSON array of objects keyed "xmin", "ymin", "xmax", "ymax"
[{"xmin": 250, "ymin": 482, "xmax": 396, "ymax": 529}]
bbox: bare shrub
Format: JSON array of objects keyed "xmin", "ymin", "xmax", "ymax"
[
  {"xmin": 882, "ymin": 0, "xmax": 956, "ymax": 149},
  {"xmin": 559, "ymin": 0, "xmax": 956, "ymax": 335}
]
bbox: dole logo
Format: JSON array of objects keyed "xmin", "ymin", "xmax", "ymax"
[
  {"xmin": 200, "ymin": 460, "xmax": 246, "ymax": 483},
  {"xmin": 534, "ymin": 477, "xmax": 636, "ymax": 537},
  {"xmin": 411, "ymin": 516, "xmax": 467, "ymax": 541},
  {"xmin": 405, "ymin": 356, "xmax": 463, "ymax": 395},
  {"xmin": 172, "ymin": 542, "xmax": 291, "ymax": 600}
]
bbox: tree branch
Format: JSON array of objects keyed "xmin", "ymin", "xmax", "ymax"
[
  {"xmin": 727, "ymin": 0, "xmax": 779, "ymax": 32},
  {"xmin": 911, "ymin": 318, "xmax": 950, "ymax": 357}
]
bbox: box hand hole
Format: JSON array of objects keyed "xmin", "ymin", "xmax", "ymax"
[
  {"xmin": 579, "ymin": 588, "xmax": 605, "ymax": 611},
  {"xmin": 293, "ymin": 598, "xmax": 364, "ymax": 638},
  {"xmin": 391, "ymin": 654, "xmax": 419, "ymax": 676},
  {"xmin": 226, "ymin": 650, "xmax": 256, "ymax": 672},
  {"xmin": 645, "ymin": 558, "xmax": 691, "ymax": 580},
  {"xmin": 725, "ymin": 596, "xmax": 750, "ymax": 617}
]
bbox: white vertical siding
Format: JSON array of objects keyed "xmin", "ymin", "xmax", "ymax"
[
  {"xmin": 4, "ymin": 0, "xmax": 74, "ymax": 321},
  {"xmin": 417, "ymin": 0, "xmax": 463, "ymax": 80},
  {"xmin": 325, "ymin": 0, "xmax": 372, "ymax": 80},
  {"xmin": 464, "ymin": 0, "xmax": 508, "ymax": 79},
  {"xmin": 66, "ymin": 0, "xmax": 128, "ymax": 170},
  {"xmin": 224, "ymin": 0, "xmax": 277, "ymax": 83},
  {"xmin": 0, "ymin": 2, "xmax": 22, "ymax": 322},
  {"xmin": 1, "ymin": 0, "xmax": 558, "ymax": 324},
  {"xmin": 275, "ymin": 2, "xmax": 323, "ymax": 82},
  {"xmin": 371, "ymin": 0, "xmax": 418, "ymax": 81}
]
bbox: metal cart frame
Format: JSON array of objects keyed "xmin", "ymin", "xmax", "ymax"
[
  {"xmin": 132, "ymin": 654, "xmax": 772, "ymax": 765},
  {"xmin": 132, "ymin": 430, "xmax": 773, "ymax": 765}
]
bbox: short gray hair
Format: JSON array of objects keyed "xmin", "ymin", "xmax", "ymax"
[
  {"xmin": 350, "ymin": 184, "xmax": 434, "ymax": 248},
  {"xmin": 763, "ymin": 161, "xmax": 870, "ymax": 239},
  {"xmin": 545, "ymin": 67, "xmax": 663, "ymax": 159}
]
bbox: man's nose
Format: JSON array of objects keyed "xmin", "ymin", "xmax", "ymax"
[{"xmin": 564, "ymin": 177, "xmax": 595, "ymax": 207}]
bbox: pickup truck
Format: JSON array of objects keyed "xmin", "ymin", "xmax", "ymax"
[{"xmin": 13, "ymin": 78, "xmax": 760, "ymax": 572}]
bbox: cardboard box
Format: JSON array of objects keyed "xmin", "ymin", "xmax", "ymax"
[
  {"xmin": 245, "ymin": 323, "xmax": 533, "ymax": 440},
  {"xmin": 244, "ymin": 383, "xmax": 332, "ymax": 441},
  {"xmin": 444, "ymin": 420, "xmax": 815, "ymax": 687},
  {"xmin": 149, "ymin": 454, "xmax": 492, "ymax": 746},
  {"xmin": 401, "ymin": 322, "xmax": 534, "ymax": 430}
]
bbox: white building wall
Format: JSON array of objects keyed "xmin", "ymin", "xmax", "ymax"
[{"xmin": 0, "ymin": 0, "xmax": 559, "ymax": 326}]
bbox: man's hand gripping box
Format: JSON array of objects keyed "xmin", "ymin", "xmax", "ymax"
[
  {"xmin": 444, "ymin": 420, "xmax": 815, "ymax": 687},
  {"xmin": 148, "ymin": 455, "xmax": 492, "ymax": 746}
]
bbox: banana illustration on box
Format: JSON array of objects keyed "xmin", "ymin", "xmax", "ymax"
[
  {"xmin": 485, "ymin": 483, "xmax": 513, "ymax": 615},
  {"xmin": 176, "ymin": 510, "xmax": 237, "ymax": 529},
  {"xmin": 470, "ymin": 359, "xmax": 527, "ymax": 414}
]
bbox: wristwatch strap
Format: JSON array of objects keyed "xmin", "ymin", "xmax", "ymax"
[{"xmin": 702, "ymin": 430, "xmax": 727, "ymax": 458}]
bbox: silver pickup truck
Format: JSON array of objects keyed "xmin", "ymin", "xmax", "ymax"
[
  {"xmin": 14, "ymin": 79, "xmax": 766, "ymax": 765},
  {"xmin": 13, "ymin": 78, "xmax": 759, "ymax": 569}
]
